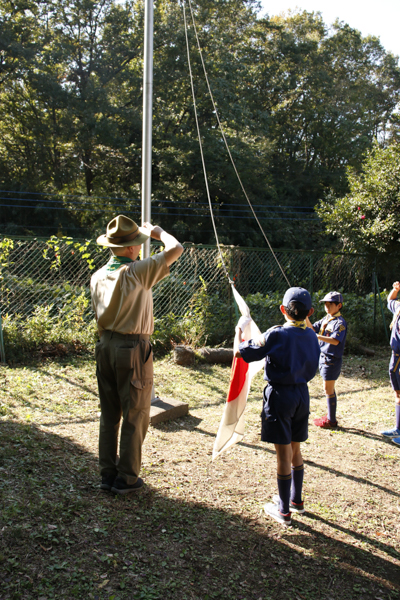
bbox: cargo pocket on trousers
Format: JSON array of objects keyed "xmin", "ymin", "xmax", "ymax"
[
  {"xmin": 131, "ymin": 341, "xmax": 153, "ymax": 391},
  {"xmin": 115, "ymin": 342, "xmax": 153, "ymax": 391}
]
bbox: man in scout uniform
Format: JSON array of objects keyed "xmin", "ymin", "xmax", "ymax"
[
  {"xmin": 91, "ymin": 215, "xmax": 183, "ymax": 494},
  {"xmin": 306, "ymin": 291, "xmax": 347, "ymax": 428},
  {"xmin": 381, "ymin": 281, "xmax": 400, "ymax": 445}
]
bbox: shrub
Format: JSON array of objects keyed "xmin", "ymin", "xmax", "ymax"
[
  {"xmin": 152, "ymin": 279, "xmax": 234, "ymax": 353},
  {"xmin": 1, "ymin": 285, "xmax": 392, "ymax": 362},
  {"xmin": 2, "ymin": 301, "xmax": 98, "ymax": 361}
]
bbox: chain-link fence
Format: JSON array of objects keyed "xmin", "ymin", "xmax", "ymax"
[{"xmin": 0, "ymin": 235, "xmax": 388, "ymax": 327}]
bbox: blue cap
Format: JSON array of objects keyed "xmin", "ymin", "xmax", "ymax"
[
  {"xmin": 320, "ymin": 291, "xmax": 343, "ymax": 304},
  {"xmin": 282, "ymin": 287, "xmax": 312, "ymax": 310}
]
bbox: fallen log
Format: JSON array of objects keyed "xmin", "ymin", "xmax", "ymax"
[
  {"xmin": 173, "ymin": 345, "xmax": 234, "ymax": 365},
  {"xmin": 346, "ymin": 337, "xmax": 375, "ymax": 357},
  {"xmin": 197, "ymin": 347, "xmax": 233, "ymax": 364}
]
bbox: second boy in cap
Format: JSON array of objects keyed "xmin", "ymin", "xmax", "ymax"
[{"xmin": 307, "ymin": 291, "xmax": 347, "ymax": 428}]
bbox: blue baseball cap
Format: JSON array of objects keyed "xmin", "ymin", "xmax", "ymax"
[
  {"xmin": 320, "ymin": 291, "xmax": 343, "ymax": 304},
  {"xmin": 282, "ymin": 287, "xmax": 312, "ymax": 310}
]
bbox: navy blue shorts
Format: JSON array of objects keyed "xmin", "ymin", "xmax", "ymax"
[
  {"xmin": 261, "ymin": 383, "xmax": 309, "ymax": 445},
  {"xmin": 319, "ymin": 356, "xmax": 342, "ymax": 381},
  {"xmin": 389, "ymin": 352, "xmax": 400, "ymax": 391}
]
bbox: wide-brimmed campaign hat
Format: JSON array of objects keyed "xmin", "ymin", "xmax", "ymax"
[{"xmin": 96, "ymin": 215, "xmax": 150, "ymax": 247}]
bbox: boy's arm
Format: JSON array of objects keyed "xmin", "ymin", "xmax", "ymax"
[
  {"xmin": 388, "ymin": 281, "xmax": 400, "ymax": 301},
  {"xmin": 234, "ymin": 327, "xmax": 268, "ymax": 360},
  {"xmin": 316, "ymin": 334, "xmax": 339, "ymax": 346},
  {"xmin": 306, "ymin": 316, "xmax": 314, "ymax": 330}
]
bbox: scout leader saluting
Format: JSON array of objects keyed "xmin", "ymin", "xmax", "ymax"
[
  {"xmin": 306, "ymin": 291, "xmax": 347, "ymax": 429},
  {"xmin": 91, "ymin": 215, "xmax": 183, "ymax": 494}
]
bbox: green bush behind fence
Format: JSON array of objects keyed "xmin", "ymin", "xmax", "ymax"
[{"xmin": 0, "ymin": 236, "xmax": 393, "ymax": 357}]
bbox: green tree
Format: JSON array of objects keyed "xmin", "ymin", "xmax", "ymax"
[
  {"xmin": 1, "ymin": 1, "xmax": 400, "ymax": 249},
  {"xmin": 150, "ymin": 0, "xmax": 273, "ymax": 245},
  {"xmin": 317, "ymin": 142, "xmax": 400, "ymax": 255},
  {"xmin": 253, "ymin": 11, "xmax": 400, "ymax": 206},
  {"xmin": 0, "ymin": 0, "xmax": 144, "ymax": 191},
  {"xmin": 0, "ymin": 0, "xmax": 39, "ymax": 86}
]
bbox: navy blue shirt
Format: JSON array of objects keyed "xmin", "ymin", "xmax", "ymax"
[
  {"xmin": 239, "ymin": 322, "xmax": 320, "ymax": 385},
  {"xmin": 312, "ymin": 314, "xmax": 347, "ymax": 360},
  {"xmin": 388, "ymin": 299, "xmax": 400, "ymax": 353}
]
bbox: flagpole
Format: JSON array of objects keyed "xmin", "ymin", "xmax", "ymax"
[
  {"xmin": 141, "ymin": 0, "xmax": 153, "ymax": 260},
  {"xmin": 142, "ymin": 0, "xmax": 156, "ymax": 403}
]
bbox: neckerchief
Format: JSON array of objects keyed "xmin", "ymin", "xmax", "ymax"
[
  {"xmin": 320, "ymin": 311, "xmax": 341, "ymax": 336},
  {"xmin": 283, "ymin": 320, "xmax": 307, "ymax": 330},
  {"xmin": 106, "ymin": 256, "xmax": 134, "ymax": 272}
]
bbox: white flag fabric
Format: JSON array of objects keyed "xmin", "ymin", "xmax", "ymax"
[{"xmin": 212, "ymin": 287, "xmax": 264, "ymax": 460}]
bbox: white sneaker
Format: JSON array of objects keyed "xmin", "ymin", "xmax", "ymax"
[{"xmin": 264, "ymin": 502, "xmax": 291, "ymax": 525}]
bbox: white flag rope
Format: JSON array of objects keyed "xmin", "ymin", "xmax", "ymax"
[{"xmin": 212, "ymin": 287, "xmax": 265, "ymax": 460}]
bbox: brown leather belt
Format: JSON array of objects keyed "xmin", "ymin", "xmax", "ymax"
[{"xmin": 102, "ymin": 330, "xmax": 150, "ymax": 341}]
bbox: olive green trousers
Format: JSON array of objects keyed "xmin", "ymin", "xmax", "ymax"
[{"xmin": 95, "ymin": 330, "xmax": 153, "ymax": 484}]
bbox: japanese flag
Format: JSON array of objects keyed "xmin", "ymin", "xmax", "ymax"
[{"xmin": 212, "ymin": 287, "xmax": 264, "ymax": 460}]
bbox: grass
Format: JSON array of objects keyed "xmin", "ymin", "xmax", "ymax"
[{"xmin": 0, "ymin": 349, "xmax": 399, "ymax": 600}]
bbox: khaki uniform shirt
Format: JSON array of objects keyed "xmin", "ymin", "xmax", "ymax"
[{"xmin": 90, "ymin": 253, "xmax": 169, "ymax": 335}]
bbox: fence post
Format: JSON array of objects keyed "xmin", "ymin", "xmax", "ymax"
[
  {"xmin": 375, "ymin": 274, "xmax": 389, "ymax": 343},
  {"xmin": 372, "ymin": 261, "xmax": 376, "ymax": 337},
  {"xmin": 229, "ymin": 248, "xmax": 233, "ymax": 332},
  {"xmin": 0, "ymin": 309, "xmax": 6, "ymax": 364},
  {"xmin": 309, "ymin": 255, "xmax": 313, "ymax": 296},
  {"xmin": 230, "ymin": 248, "xmax": 239, "ymax": 327}
]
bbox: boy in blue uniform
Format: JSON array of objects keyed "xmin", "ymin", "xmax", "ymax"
[
  {"xmin": 307, "ymin": 291, "xmax": 347, "ymax": 429},
  {"xmin": 235, "ymin": 287, "xmax": 320, "ymax": 525},
  {"xmin": 381, "ymin": 281, "xmax": 400, "ymax": 445}
]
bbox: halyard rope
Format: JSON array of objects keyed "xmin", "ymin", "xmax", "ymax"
[
  {"xmin": 182, "ymin": 0, "xmax": 233, "ymax": 284},
  {"xmin": 182, "ymin": 0, "xmax": 291, "ymax": 288}
]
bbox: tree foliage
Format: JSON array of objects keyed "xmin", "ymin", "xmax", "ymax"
[
  {"xmin": 0, "ymin": 0, "xmax": 399, "ymax": 248},
  {"xmin": 317, "ymin": 142, "xmax": 400, "ymax": 255}
]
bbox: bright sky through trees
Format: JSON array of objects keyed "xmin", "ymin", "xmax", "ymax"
[{"xmin": 260, "ymin": 0, "xmax": 400, "ymax": 58}]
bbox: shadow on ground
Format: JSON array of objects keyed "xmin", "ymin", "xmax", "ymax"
[{"xmin": 0, "ymin": 420, "xmax": 399, "ymax": 600}]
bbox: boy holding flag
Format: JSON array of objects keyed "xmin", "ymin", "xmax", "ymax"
[{"xmin": 235, "ymin": 287, "xmax": 320, "ymax": 525}]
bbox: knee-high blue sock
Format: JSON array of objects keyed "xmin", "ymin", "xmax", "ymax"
[
  {"xmin": 396, "ymin": 404, "xmax": 400, "ymax": 430},
  {"xmin": 291, "ymin": 464, "xmax": 304, "ymax": 505},
  {"xmin": 327, "ymin": 392, "xmax": 337, "ymax": 423},
  {"xmin": 277, "ymin": 473, "xmax": 291, "ymax": 514}
]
